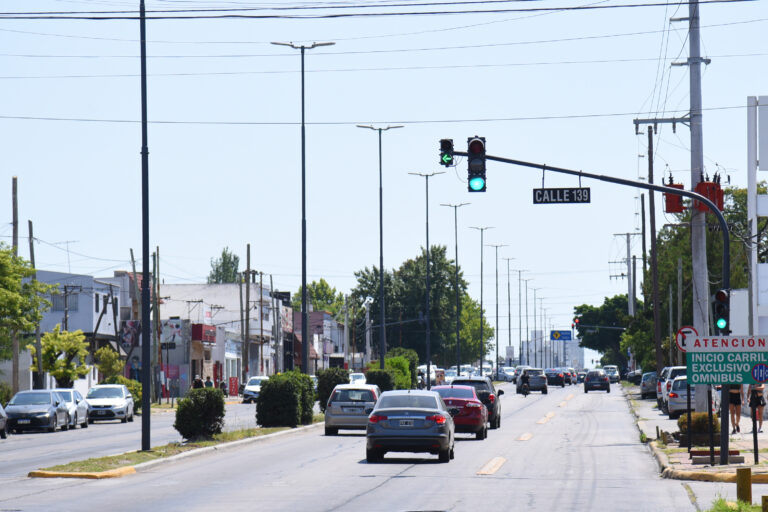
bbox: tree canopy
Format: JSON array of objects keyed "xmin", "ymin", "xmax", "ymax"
[
  {"xmin": 293, "ymin": 278, "xmax": 345, "ymax": 316},
  {"xmin": 27, "ymin": 325, "xmax": 90, "ymax": 388},
  {"xmin": 207, "ymin": 247, "xmax": 240, "ymax": 284}
]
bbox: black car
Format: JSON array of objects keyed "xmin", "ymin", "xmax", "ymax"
[
  {"xmin": 5, "ymin": 390, "xmax": 70, "ymax": 433},
  {"xmin": 584, "ymin": 370, "xmax": 611, "ymax": 393},
  {"xmin": 450, "ymin": 376, "xmax": 504, "ymax": 429},
  {"xmin": 545, "ymin": 368, "xmax": 566, "ymax": 387},
  {"xmin": 0, "ymin": 403, "xmax": 8, "ymax": 439}
]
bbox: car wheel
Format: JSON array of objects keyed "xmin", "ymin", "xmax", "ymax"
[
  {"xmin": 607, "ymin": 387, "xmax": 611, "ymax": 393},
  {"xmin": 669, "ymin": 410, "xmax": 678, "ymax": 420},
  {"xmin": 48, "ymin": 415, "xmax": 57, "ymax": 433},
  {"xmin": 81, "ymin": 416, "xmax": 89, "ymax": 428},
  {"xmin": 128, "ymin": 410, "xmax": 134, "ymax": 422},
  {"xmin": 0, "ymin": 423, "xmax": 7, "ymax": 439},
  {"xmin": 542, "ymin": 388, "xmax": 548, "ymax": 395},
  {"xmin": 449, "ymin": 445, "xmax": 455, "ymax": 460},
  {"xmin": 585, "ymin": 388, "xmax": 588, "ymax": 393},
  {"xmin": 325, "ymin": 427, "xmax": 338, "ymax": 436},
  {"xmin": 438, "ymin": 447, "xmax": 450, "ymax": 463},
  {"xmin": 496, "ymin": 415, "xmax": 501, "ymax": 429},
  {"xmin": 72, "ymin": 413, "xmax": 78, "ymax": 429},
  {"xmin": 476, "ymin": 425, "xmax": 487, "ymax": 440},
  {"xmin": 61, "ymin": 414, "xmax": 69, "ymax": 431},
  {"xmin": 366, "ymin": 449, "xmax": 381, "ymax": 463},
  {"xmin": 489, "ymin": 416, "xmax": 498, "ymax": 430},
  {"xmin": 121, "ymin": 414, "xmax": 128, "ymax": 424},
  {"xmin": 561, "ymin": 383, "xmax": 565, "ymax": 388},
  {"xmin": 88, "ymin": 418, "xmax": 94, "ymax": 424}
]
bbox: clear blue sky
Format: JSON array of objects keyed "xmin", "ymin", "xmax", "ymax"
[{"xmin": 1, "ymin": 0, "xmax": 766, "ymax": 354}]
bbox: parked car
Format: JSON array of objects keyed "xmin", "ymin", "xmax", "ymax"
[
  {"xmin": 324, "ymin": 383, "xmax": 381, "ymax": 436},
  {"xmin": 5, "ymin": 390, "xmax": 70, "ymax": 433},
  {"xmin": 86, "ymin": 384, "xmax": 135, "ymax": 423},
  {"xmin": 242, "ymin": 376, "xmax": 269, "ymax": 404},
  {"xmin": 365, "ymin": 390, "xmax": 456, "ymax": 463},
  {"xmin": 603, "ymin": 365, "xmax": 620, "ymax": 384},
  {"xmin": 517, "ymin": 368, "xmax": 548, "ymax": 394},
  {"xmin": 501, "ymin": 367, "xmax": 517, "ymax": 382},
  {"xmin": 545, "ymin": 368, "xmax": 566, "ymax": 387},
  {"xmin": 451, "ymin": 376, "xmax": 504, "ymax": 429},
  {"xmin": 660, "ymin": 366, "xmax": 687, "ymax": 414},
  {"xmin": 667, "ymin": 376, "xmax": 695, "ymax": 419},
  {"xmin": 432, "ymin": 385, "xmax": 489, "ymax": 440},
  {"xmin": 53, "ymin": 388, "xmax": 89, "ymax": 429},
  {"xmin": 349, "ymin": 372, "xmax": 367, "ymax": 385},
  {"xmin": 627, "ymin": 368, "xmax": 644, "ymax": 385},
  {"xmin": 584, "ymin": 370, "xmax": 610, "ymax": 393},
  {"xmin": 640, "ymin": 371, "xmax": 658, "ymax": 399},
  {"xmin": 0, "ymin": 403, "xmax": 8, "ymax": 439}
]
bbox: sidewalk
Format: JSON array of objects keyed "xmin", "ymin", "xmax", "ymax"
[{"xmin": 626, "ymin": 384, "xmax": 768, "ymax": 482}]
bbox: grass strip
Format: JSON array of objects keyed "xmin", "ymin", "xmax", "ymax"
[{"xmin": 706, "ymin": 498, "xmax": 761, "ymax": 511}]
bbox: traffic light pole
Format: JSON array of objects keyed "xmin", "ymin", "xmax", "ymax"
[{"xmin": 453, "ymin": 150, "xmax": 731, "ymax": 464}]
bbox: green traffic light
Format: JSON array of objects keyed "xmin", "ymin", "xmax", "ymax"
[
  {"xmin": 716, "ymin": 317, "xmax": 727, "ymax": 330},
  {"xmin": 442, "ymin": 153, "xmax": 453, "ymax": 165},
  {"xmin": 469, "ymin": 176, "xmax": 486, "ymax": 191}
]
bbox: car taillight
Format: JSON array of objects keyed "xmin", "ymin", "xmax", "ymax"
[
  {"xmin": 667, "ymin": 381, "xmax": 672, "ymax": 391},
  {"xmin": 426, "ymin": 415, "xmax": 446, "ymax": 425},
  {"xmin": 669, "ymin": 392, "xmax": 679, "ymax": 398},
  {"xmin": 657, "ymin": 382, "xmax": 662, "ymax": 392},
  {"xmin": 559, "ymin": 373, "xmax": 563, "ymax": 378},
  {"xmin": 466, "ymin": 402, "xmax": 483, "ymax": 408},
  {"xmin": 368, "ymin": 414, "xmax": 387, "ymax": 423},
  {"xmin": 488, "ymin": 394, "xmax": 496, "ymax": 403}
]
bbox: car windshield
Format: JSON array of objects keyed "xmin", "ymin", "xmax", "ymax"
[
  {"xmin": 332, "ymin": 389, "xmax": 375, "ymax": 402},
  {"xmin": 377, "ymin": 395, "xmax": 438, "ymax": 409},
  {"xmin": 9, "ymin": 392, "xmax": 52, "ymax": 405},
  {"xmin": 588, "ymin": 371, "xmax": 605, "ymax": 378},
  {"xmin": 247, "ymin": 378, "xmax": 264, "ymax": 386},
  {"xmin": 57, "ymin": 391, "xmax": 73, "ymax": 402},
  {"xmin": 433, "ymin": 387, "xmax": 474, "ymax": 399},
  {"xmin": 87, "ymin": 387, "xmax": 123, "ymax": 399}
]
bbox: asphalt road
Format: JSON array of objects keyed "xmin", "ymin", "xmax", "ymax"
[
  {"xmin": 0, "ymin": 403, "xmax": 259, "ymax": 479},
  {"xmin": 0, "ymin": 384, "xmax": 702, "ymax": 512}
]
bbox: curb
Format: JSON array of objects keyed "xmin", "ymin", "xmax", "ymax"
[{"xmin": 28, "ymin": 422, "xmax": 323, "ymax": 480}]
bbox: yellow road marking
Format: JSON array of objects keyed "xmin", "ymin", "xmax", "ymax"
[
  {"xmin": 566, "ymin": 393, "xmax": 574, "ymax": 401},
  {"xmin": 537, "ymin": 412, "xmax": 556, "ymax": 424},
  {"xmin": 477, "ymin": 456, "xmax": 507, "ymax": 475},
  {"xmin": 517, "ymin": 432, "xmax": 533, "ymax": 441},
  {"xmin": 559, "ymin": 401, "xmax": 567, "ymax": 407}
]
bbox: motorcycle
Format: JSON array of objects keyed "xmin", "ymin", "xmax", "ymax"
[{"xmin": 521, "ymin": 383, "xmax": 530, "ymax": 397}]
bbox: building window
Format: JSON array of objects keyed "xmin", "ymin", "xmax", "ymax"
[
  {"xmin": 95, "ymin": 293, "xmax": 100, "ymax": 313},
  {"xmin": 51, "ymin": 294, "xmax": 79, "ymax": 312}
]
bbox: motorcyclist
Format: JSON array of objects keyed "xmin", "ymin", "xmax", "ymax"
[{"xmin": 520, "ymin": 370, "xmax": 531, "ymax": 395}]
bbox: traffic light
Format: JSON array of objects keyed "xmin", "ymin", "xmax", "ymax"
[
  {"xmin": 467, "ymin": 136, "xmax": 486, "ymax": 192},
  {"xmin": 439, "ymin": 139, "xmax": 454, "ymax": 167},
  {"xmin": 713, "ymin": 289, "xmax": 730, "ymax": 334}
]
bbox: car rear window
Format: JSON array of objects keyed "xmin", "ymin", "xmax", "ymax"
[
  {"xmin": 587, "ymin": 371, "xmax": 605, "ymax": 378},
  {"xmin": 527, "ymin": 369, "xmax": 544, "ymax": 376},
  {"xmin": 377, "ymin": 395, "xmax": 438, "ymax": 409},
  {"xmin": 669, "ymin": 368, "xmax": 687, "ymax": 379},
  {"xmin": 672, "ymin": 378, "xmax": 688, "ymax": 391},
  {"xmin": 452, "ymin": 380, "xmax": 491, "ymax": 393},
  {"xmin": 331, "ymin": 389, "xmax": 375, "ymax": 402},
  {"xmin": 433, "ymin": 387, "xmax": 474, "ymax": 399}
]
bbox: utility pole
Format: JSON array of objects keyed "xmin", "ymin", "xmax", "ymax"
[
  {"xmin": 62, "ymin": 285, "xmax": 82, "ymax": 331},
  {"xmin": 259, "ymin": 271, "xmax": 264, "ymax": 375},
  {"xmin": 523, "ymin": 279, "xmax": 532, "ymax": 365},
  {"xmin": 678, "ymin": 257, "xmax": 684, "ymax": 365},
  {"xmin": 11, "ymin": 176, "xmax": 19, "ymax": 394},
  {"xmin": 244, "ymin": 244, "xmax": 251, "ymax": 383},
  {"xmin": 515, "ymin": 270, "xmax": 527, "ymax": 366},
  {"xmin": 470, "ymin": 226, "xmax": 493, "ymax": 372},
  {"xmin": 503, "ymin": 258, "xmax": 515, "ymax": 365},
  {"xmin": 28, "ymin": 220, "xmax": 44, "ymax": 389},
  {"xmin": 647, "ymin": 130, "xmax": 663, "ymax": 374},
  {"xmin": 532, "ymin": 288, "xmax": 539, "ymax": 367},
  {"xmin": 487, "ymin": 244, "xmax": 507, "ymax": 374},
  {"xmin": 611, "ymin": 232, "xmax": 640, "ymax": 316},
  {"xmin": 441, "ymin": 202, "xmax": 469, "ymax": 376}
]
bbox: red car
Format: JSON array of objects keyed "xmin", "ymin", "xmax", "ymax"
[{"xmin": 432, "ymin": 385, "xmax": 489, "ymax": 440}]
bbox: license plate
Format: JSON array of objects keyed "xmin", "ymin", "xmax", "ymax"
[
  {"xmin": 97, "ymin": 410, "xmax": 106, "ymax": 415},
  {"xmin": 18, "ymin": 419, "xmax": 30, "ymax": 424},
  {"xmin": 399, "ymin": 419, "xmax": 414, "ymax": 427},
  {"xmin": 342, "ymin": 407, "xmax": 361, "ymax": 413}
]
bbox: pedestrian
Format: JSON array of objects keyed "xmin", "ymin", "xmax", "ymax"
[
  {"xmin": 204, "ymin": 376, "xmax": 214, "ymax": 388},
  {"xmin": 219, "ymin": 380, "xmax": 228, "ymax": 396},
  {"xmin": 748, "ymin": 382, "xmax": 766, "ymax": 433},
  {"xmin": 192, "ymin": 374, "xmax": 204, "ymax": 389},
  {"xmin": 729, "ymin": 384, "xmax": 742, "ymax": 434}
]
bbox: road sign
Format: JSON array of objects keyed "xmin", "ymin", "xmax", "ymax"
[
  {"xmin": 533, "ymin": 187, "xmax": 591, "ymax": 204},
  {"xmin": 550, "ymin": 330, "xmax": 572, "ymax": 341},
  {"xmin": 685, "ymin": 333, "xmax": 768, "ymax": 384},
  {"xmin": 676, "ymin": 325, "xmax": 697, "ymax": 353}
]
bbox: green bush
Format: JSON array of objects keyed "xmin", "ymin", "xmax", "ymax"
[
  {"xmin": 174, "ymin": 388, "xmax": 225, "ymax": 440},
  {"xmin": 387, "ymin": 347, "xmax": 418, "ymax": 388},
  {"xmin": 678, "ymin": 411, "xmax": 721, "ymax": 434},
  {"xmin": 282, "ymin": 370, "xmax": 314, "ymax": 425},
  {"xmin": 365, "ymin": 369, "xmax": 395, "ymax": 392},
  {"xmin": 104, "ymin": 375, "xmax": 143, "ymax": 413},
  {"xmin": 0, "ymin": 381, "xmax": 12, "ymax": 407},
  {"xmin": 317, "ymin": 367, "xmax": 349, "ymax": 412},
  {"xmin": 368, "ymin": 357, "xmax": 412, "ymax": 390},
  {"xmin": 257, "ymin": 374, "xmax": 300, "ymax": 427}
]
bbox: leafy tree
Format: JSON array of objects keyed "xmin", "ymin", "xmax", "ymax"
[
  {"xmin": 207, "ymin": 247, "xmax": 240, "ymax": 284},
  {"xmin": 0, "ymin": 243, "xmax": 54, "ymax": 359},
  {"xmin": 94, "ymin": 345, "xmax": 125, "ymax": 381},
  {"xmin": 387, "ymin": 347, "xmax": 418, "ymax": 388},
  {"xmin": 293, "ymin": 278, "xmax": 345, "ymax": 316},
  {"xmin": 27, "ymin": 325, "xmax": 90, "ymax": 388},
  {"xmin": 574, "ymin": 296, "xmax": 630, "ymax": 371}
]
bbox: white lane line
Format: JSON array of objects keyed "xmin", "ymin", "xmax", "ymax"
[
  {"xmin": 517, "ymin": 432, "xmax": 533, "ymax": 441},
  {"xmin": 477, "ymin": 456, "xmax": 507, "ymax": 475}
]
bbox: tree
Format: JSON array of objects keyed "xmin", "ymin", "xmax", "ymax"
[
  {"xmin": 27, "ymin": 325, "xmax": 90, "ymax": 388},
  {"xmin": 293, "ymin": 278, "xmax": 345, "ymax": 316},
  {"xmin": 0, "ymin": 243, "xmax": 54, "ymax": 360},
  {"xmin": 207, "ymin": 247, "xmax": 240, "ymax": 284},
  {"xmin": 94, "ymin": 345, "xmax": 125, "ymax": 381},
  {"xmin": 574, "ymin": 295, "xmax": 631, "ymax": 371}
]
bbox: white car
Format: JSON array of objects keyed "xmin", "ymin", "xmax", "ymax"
[
  {"xmin": 86, "ymin": 384, "xmax": 135, "ymax": 423},
  {"xmin": 53, "ymin": 388, "xmax": 89, "ymax": 429},
  {"xmin": 349, "ymin": 373, "xmax": 367, "ymax": 385},
  {"xmin": 242, "ymin": 376, "xmax": 269, "ymax": 404},
  {"xmin": 660, "ymin": 366, "xmax": 687, "ymax": 414}
]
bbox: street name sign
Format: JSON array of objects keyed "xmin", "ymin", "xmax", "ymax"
[
  {"xmin": 685, "ymin": 333, "xmax": 768, "ymax": 384},
  {"xmin": 533, "ymin": 187, "xmax": 591, "ymax": 204},
  {"xmin": 550, "ymin": 330, "xmax": 572, "ymax": 341}
]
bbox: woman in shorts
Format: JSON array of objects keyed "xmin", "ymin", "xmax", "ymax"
[
  {"xmin": 748, "ymin": 382, "xmax": 766, "ymax": 433},
  {"xmin": 729, "ymin": 384, "xmax": 743, "ymax": 434}
]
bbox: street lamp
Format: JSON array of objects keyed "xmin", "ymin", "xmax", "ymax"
[
  {"xmin": 470, "ymin": 226, "xmax": 493, "ymax": 375},
  {"xmin": 358, "ymin": 124, "xmax": 403, "ymax": 369},
  {"xmin": 271, "ymin": 40, "xmax": 335, "ymax": 374},
  {"xmin": 523, "ymin": 278, "xmax": 532, "ymax": 365},
  {"xmin": 409, "ymin": 171, "xmax": 444, "ymax": 389},
  {"xmin": 441, "ymin": 202, "xmax": 469, "ymax": 376},
  {"xmin": 502, "ymin": 258, "xmax": 515, "ymax": 365},
  {"xmin": 487, "ymin": 244, "xmax": 507, "ymax": 377}
]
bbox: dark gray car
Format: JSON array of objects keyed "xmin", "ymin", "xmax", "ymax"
[
  {"xmin": 5, "ymin": 390, "xmax": 70, "ymax": 433},
  {"xmin": 0, "ymin": 403, "xmax": 8, "ymax": 439},
  {"xmin": 365, "ymin": 390, "xmax": 456, "ymax": 463}
]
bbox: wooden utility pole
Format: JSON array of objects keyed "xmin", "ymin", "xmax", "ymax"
[
  {"xmin": 28, "ymin": 220, "xmax": 44, "ymax": 389},
  {"xmin": 648, "ymin": 129, "xmax": 663, "ymax": 374},
  {"xmin": 11, "ymin": 177, "xmax": 19, "ymax": 393},
  {"xmin": 259, "ymin": 271, "xmax": 264, "ymax": 375},
  {"xmin": 243, "ymin": 244, "xmax": 251, "ymax": 383}
]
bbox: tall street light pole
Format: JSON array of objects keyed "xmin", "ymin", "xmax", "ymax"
[
  {"xmin": 271, "ymin": 40, "xmax": 335, "ymax": 374},
  {"xmin": 503, "ymin": 258, "xmax": 515, "ymax": 365},
  {"xmin": 523, "ymin": 279, "xmax": 532, "ymax": 365},
  {"xmin": 532, "ymin": 288, "xmax": 540, "ymax": 367},
  {"xmin": 358, "ymin": 124, "xmax": 403, "ymax": 369},
  {"xmin": 513, "ymin": 269, "xmax": 527, "ymax": 366},
  {"xmin": 470, "ymin": 226, "xmax": 493, "ymax": 374},
  {"xmin": 487, "ymin": 244, "xmax": 507, "ymax": 376},
  {"xmin": 441, "ymin": 203, "xmax": 469, "ymax": 376},
  {"xmin": 410, "ymin": 172, "xmax": 444, "ymax": 389}
]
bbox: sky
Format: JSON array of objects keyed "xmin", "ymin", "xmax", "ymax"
[{"xmin": 1, "ymin": 0, "xmax": 766, "ymax": 362}]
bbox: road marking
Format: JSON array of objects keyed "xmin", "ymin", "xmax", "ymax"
[
  {"xmin": 537, "ymin": 412, "xmax": 556, "ymax": 424},
  {"xmin": 517, "ymin": 432, "xmax": 533, "ymax": 441},
  {"xmin": 566, "ymin": 393, "xmax": 574, "ymax": 401},
  {"xmin": 559, "ymin": 401, "xmax": 567, "ymax": 407},
  {"xmin": 477, "ymin": 456, "xmax": 507, "ymax": 475}
]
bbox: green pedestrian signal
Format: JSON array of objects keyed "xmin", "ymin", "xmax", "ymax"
[{"xmin": 439, "ymin": 139, "xmax": 454, "ymax": 167}]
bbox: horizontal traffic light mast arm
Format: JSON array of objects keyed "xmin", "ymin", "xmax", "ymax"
[{"xmin": 452, "ymin": 151, "xmax": 730, "ymax": 290}]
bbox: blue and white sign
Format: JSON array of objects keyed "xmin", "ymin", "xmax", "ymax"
[{"xmin": 550, "ymin": 330, "xmax": 572, "ymax": 341}]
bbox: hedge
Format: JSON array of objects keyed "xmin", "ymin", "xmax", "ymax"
[
  {"xmin": 678, "ymin": 411, "xmax": 721, "ymax": 434},
  {"xmin": 365, "ymin": 369, "xmax": 395, "ymax": 392},
  {"xmin": 257, "ymin": 374, "xmax": 300, "ymax": 427},
  {"xmin": 317, "ymin": 367, "xmax": 350, "ymax": 412},
  {"xmin": 387, "ymin": 347, "xmax": 418, "ymax": 388},
  {"xmin": 174, "ymin": 388, "xmax": 225, "ymax": 440}
]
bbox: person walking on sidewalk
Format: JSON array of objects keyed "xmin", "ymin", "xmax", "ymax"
[
  {"xmin": 729, "ymin": 384, "xmax": 743, "ymax": 434},
  {"xmin": 748, "ymin": 382, "xmax": 766, "ymax": 433}
]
